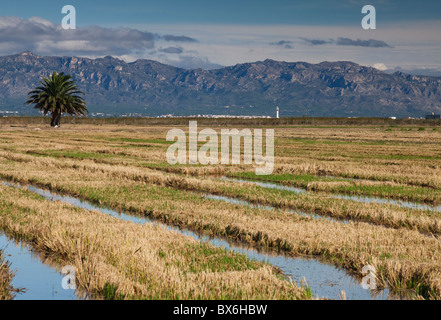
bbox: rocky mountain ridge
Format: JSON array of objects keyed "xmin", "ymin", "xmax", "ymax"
[{"xmin": 0, "ymin": 51, "xmax": 440, "ymax": 117}]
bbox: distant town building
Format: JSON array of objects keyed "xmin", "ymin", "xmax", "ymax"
[
  {"xmin": 426, "ymin": 112, "xmax": 441, "ymax": 120},
  {"xmin": 157, "ymin": 114, "xmax": 271, "ymax": 119}
]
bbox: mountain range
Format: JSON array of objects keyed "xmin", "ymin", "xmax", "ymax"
[{"xmin": 1, "ymin": 51, "xmax": 440, "ymax": 118}]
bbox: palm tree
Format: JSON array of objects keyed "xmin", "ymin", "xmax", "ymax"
[{"xmin": 27, "ymin": 71, "xmax": 87, "ymax": 127}]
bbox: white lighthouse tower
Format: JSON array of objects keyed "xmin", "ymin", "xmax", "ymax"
[{"xmin": 276, "ymin": 107, "xmax": 279, "ymax": 119}]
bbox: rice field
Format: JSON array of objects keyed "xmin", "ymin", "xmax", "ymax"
[{"xmin": 0, "ymin": 121, "xmax": 440, "ymax": 300}]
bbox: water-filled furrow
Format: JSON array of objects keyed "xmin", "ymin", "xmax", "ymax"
[
  {"xmin": 222, "ymin": 177, "xmax": 441, "ymax": 212},
  {"xmin": 0, "ymin": 232, "xmax": 82, "ymax": 300},
  {"xmin": 2, "ymin": 181, "xmax": 393, "ymax": 300}
]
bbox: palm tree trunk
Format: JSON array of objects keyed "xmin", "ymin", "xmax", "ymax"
[
  {"xmin": 51, "ymin": 111, "xmax": 61, "ymax": 127},
  {"xmin": 55, "ymin": 112, "xmax": 61, "ymax": 127}
]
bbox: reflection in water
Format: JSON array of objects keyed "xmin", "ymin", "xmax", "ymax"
[
  {"xmin": 0, "ymin": 233, "xmax": 80, "ymax": 300},
  {"xmin": 2, "ymin": 181, "xmax": 394, "ymax": 300}
]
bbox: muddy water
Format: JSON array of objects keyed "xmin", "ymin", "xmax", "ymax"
[
  {"xmin": 222, "ymin": 177, "xmax": 441, "ymax": 212},
  {"xmin": 0, "ymin": 233, "xmax": 80, "ymax": 300},
  {"xmin": 2, "ymin": 181, "xmax": 393, "ymax": 300}
]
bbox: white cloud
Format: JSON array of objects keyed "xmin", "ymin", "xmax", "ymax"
[
  {"xmin": 0, "ymin": 16, "xmax": 156, "ymax": 57},
  {"xmin": 0, "ymin": 16, "xmax": 222, "ymax": 69},
  {"xmin": 372, "ymin": 63, "xmax": 388, "ymax": 71},
  {"xmin": 28, "ymin": 16, "xmax": 56, "ymax": 28}
]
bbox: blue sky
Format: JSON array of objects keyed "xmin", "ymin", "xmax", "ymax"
[
  {"xmin": 3, "ymin": 0, "xmax": 441, "ymax": 26},
  {"xmin": 0, "ymin": 0, "xmax": 440, "ymax": 73}
]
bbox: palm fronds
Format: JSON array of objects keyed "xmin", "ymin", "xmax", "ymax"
[{"xmin": 26, "ymin": 71, "xmax": 88, "ymax": 126}]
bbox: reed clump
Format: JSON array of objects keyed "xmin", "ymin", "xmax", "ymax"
[{"xmin": 0, "ymin": 250, "xmax": 16, "ymax": 300}]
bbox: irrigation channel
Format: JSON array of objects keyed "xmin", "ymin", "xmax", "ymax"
[
  {"xmin": 1, "ymin": 181, "xmax": 396, "ymax": 300},
  {"xmin": 221, "ymin": 177, "xmax": 441, "ymax": 213},
  {"xmin": 0, "ymin": 233, "xmax": 81, "ymax": 300}
]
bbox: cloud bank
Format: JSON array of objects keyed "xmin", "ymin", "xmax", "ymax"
[
  {"xmin": 300, "ymin": 37, "xmax": 392, "ymax": 48},
  {"xmin": 0, "ymin": 16, "xmax": 156, "ymax": 56},
  {"xmin": 269, "ymin": 40, "xmax": 293, "ymax": 49},
  {"xmin": 159, "ymin": 47, "xmax": 184, "ymax": 54},
  {"xmin": 0, "ymin": 16, "xmax": 222, "ymax": 69},
  {"xmin": 0, "ymin": 17, "xmax": 199, "ymax": 55},
  {"xmin": 0, "ymin": 16, "xmax": 438, "ymax": 71},
  {"xmin": 162, "ymin": 35, "xmax": 198, "ymax": 42},
  {"xmin": 336, "ymin": 37, "xmax": 393, "ymax": 48}
]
